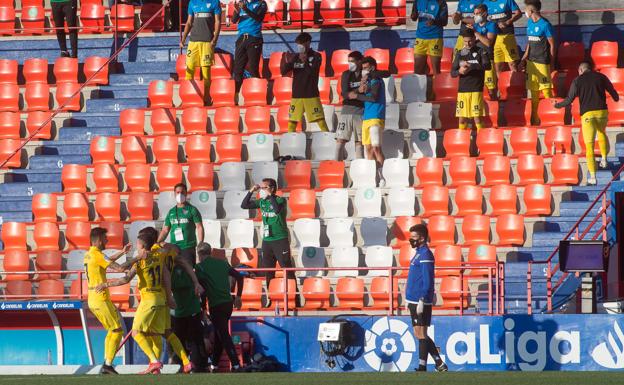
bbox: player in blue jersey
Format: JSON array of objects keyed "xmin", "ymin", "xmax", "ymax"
[
  {"xmin": 484, "ymin": 0, "xmax": 522, "ymax": 74},
  {"xmin": 411, "ymin": 0, "xmax": 449, "ymax": 75},
  {"xmin": 452, "ymin": 0, "xmax": 483, "ymax": 54},
  {"xmin": 232, "ymin": 0, "xmax": 267, "ymax": 95}
]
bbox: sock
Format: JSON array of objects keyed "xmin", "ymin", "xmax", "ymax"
[
  {"xmin": 458, "ymin": 122, "xmax": 467, "ymax": 130},
  {"xmin": 134, "ymin": 332, "xmax": 158, "ymax": 363},
  {"xmin": 104, "ymin": 330, "xmax": 122, "ymax": 365},
  {"xmin": 355, "ymin": 143, "xmax": 363, "ymax": 159},
  {"xmin": 167, "ymin": 333, "xmax": 190, "ymax": 366},
  {"xmin": 150, "ymin": 335, "xmax": 162, "ymax": 361},
  {"xmin": 427, "ymin": 336, "xmax": 441, "ymax": 363},
  {"xmin": 530, "ymin": 92, "xmax": 540, "ymax": 124},
  {"xmin": 316, "ymin": 119, "xmax": 329, "ymax": 132},
  {"xmin": 475, "ymin": 122, "xmax": 483, "ymax": 132},
  {"xmin": 287, "ymin": 121, "xmax": 298, "ymax": 133},
  {"xmin": 201, "ymin": 66, "xmax": 211, "ymax": 104},
  {"xmin": 418, "ymin": 339, "xmax": 428, "ymax": 368},
  {"xmin": 334, "ymin": 142, "xmax": 344, "ymax": 161}
]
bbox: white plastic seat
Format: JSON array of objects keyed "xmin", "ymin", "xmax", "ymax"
[
  {"xmin": 330, "ymin": 246, "xmax": 360, "ymax": 277},
  {"xmin": 349, "ymin": 159, "xmax": 377, "ymax": 188},
  {"xmin": 66, "ymin": 249, "xmax": 87, "ymax": 279},
  {"xmin": 157, "ymin": 192, "xmax": 176, "ymax": 220},
  {"xmin": 387, "ymin": 187, "xmax": 416, "ymax": 217},
  {"xmin": 406, "ymin": 102, "xmax": 433, "ymax": 129},
  {"xmin": 354, "ymin": 188, "xmax": 382, "ymax": 217},
  {"xmin": 293, "ymin": 218, "xmax": 321, "ymax": 248},
  {"xmin": 190, "ymin": 190, "xmax": 217, "ymax": 219},
  {"xmin": 360, "ymin": 217, "xmax": 388, "ymax": 247},
  {"xmin": 384, "ymin": 103, "xmax": 400, "ymax": 130},
  {"xmin": 311, "ymin": 132, "xmax": 335, "ymax": 161},
  {"xmin": 323, "ymin": 105, "xmax": 336, "ymax": 131},
  {"xmin": 365, "ymin": 245, "xmax": 394, "ymax": 277},
  {"xmin": 246, "ymin": 133, "xmax": 275, "ymax": 162},
  {"xmin": 227, "ymin": 219, "xmax": 255, "ymax": 249},
  {"xmin": 251, "ymin": 161, "xmax": 278, "ymax": 186},
  {"xmin": 279, "ymin": 132, "xmax": 306, "ymax": 159},
  {"xmin": 218, "ymin": 162, "xmax": 246, "ymax": 191},
  {"xmin": 202, "ymin": 219, "xmax": 223, "ymax": 248},
  {"xmin": 320, "ymin": 188, "xmax": 349, "ymax": 218},
  {"xmin": 297, "ymin": 246, "xmax": 327, "ymax": 277},
  {"xmin": 102, "ymin": 249, "xmax": 126, "ymax": 278},
  {"xmin": 381, "ymin": 129, "xmax": 406, "ymax": 160},
  {"xmin": 326, "ymin": 217, "xmax": 355, "ymax": 247},
  {"xmin": 223, "ymin": 190, "xmax": 250, "ymax": 219},
  {"xmin": 410, "ymin": 128, "xmax": 437, "ymax": 159},
  {"xmin": 384, "ymin": 76, "xmax": 396, "ymax": 103},
  {"xmin": 128, "ymin": 220, "xmax": 156, "ymax": 245},
  {"xmin": 382, "ymin": 158, "xmax": 410, "ymax": 187},
  {"xmin": 400, "ymin": 74, "xmax": 428, "ymax": 103}
]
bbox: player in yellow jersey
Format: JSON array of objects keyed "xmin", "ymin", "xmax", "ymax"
[{"xmin": 83, "ymin": 227, "xmax": 137, "ymax": 375}]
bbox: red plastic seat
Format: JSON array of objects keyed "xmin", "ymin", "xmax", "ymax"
[
  {"xmin": 534, "ymin": 98, "xmax": 565, "ymax": 127},
  {"xmin": 437, "ymin": 101, "xmax": 456, "ymax": 127},
  {"xmin": 501, "ymin": 99, "xmax": 529, "ymax": 127},
  {"xmin": 421, "ymin": 185, "xmax": 449, "ymax": 217},
  {"xmin": 56, "ymin": 82, "xmax": 81, "ymax": 111},
  {"xmin": 0, "ymin": 6, "xmax": 15, "ymax": 36},
  {"xmin": 119, "ymin": 108, "xmax": 145, "ymax": 136},
  {"xmin": 93, "ymin": 163, "xmax": 119, "ymax": 192},
  {"xmin": 214, "ymin": 106, "xmax": 241, "ymax": 134},
  {"xmin": 211, "ymin": 52, "xmax": 233, "ymax": 79},
  {"xmin": 139, "ymin": 3, "xmax": 164, "ymax": 32},
  {"xmin": 517, "ymin": 154, "xmax": 544, "ymax": 185},
  {"xmin": 428, "ymin": 215, "xmax": 456, "ymax": 246},
  {"xmin": 443, "ymin": 129, "xmax": 471, "ymax": 158},
  {"xmin": 455, "ymin": 185, "xmax": 483, "ymax": 216},
  {"xmin": 397, "ymin": 244, "xmax": 412, "ymax": 276},
  {"xmin": 268, "ymin": 52, "xmax": 286, "ymax": 79},
  {"xmin": 95, "ymin": 192, "xmax": 121, "ymax": 221},
  {"xmin": 109, "ymin": 283, "xmax": 131, "ymax": 310},
  {"xmin": 185, "ymin": 135, "xmax": 212, "ymax": 163},
  {"xmin": 268, "ymin": 278, "xmax": 297, "ymax": 309},
  {"xmin": 272, "ymin": 76, "xmax": 292, "ymax": 105},
  {"xmin": 70, "ymin": 278, "xmax": 88, "ymax": 300},
  {"xmin": 607, "ymin": 97, "xmax": 624, "ymax": 126},
  {"xmin": 65, "ymin": 221, "xmax": 91, "ymax": 250},
  {"xmin": 80, "ymin": 4, "xmax": 106, "ymax": 34},
  {"xmin": 335, "ymin": 277, "xmax": 364, "ymax": 309},
  {"xmin": 100, "ymin": 221, "xmax": 124, "ymax": 249},
  {"xmin": 350, "ymin": 0, "xmax": 376, "ymax": 26},
  {"xmin": 0, "ymin": 111, "xmax": 19, "ymax": 139},
  {"xmin": 121, "ymin": 136, "xmax": 147, "ymax": 164},
  {"xmin": 0, "ymin": 138, "xmax": 22, "ymax": 168},
  {"xmin": 433, "ymin": 244, "xmax": 463, "ymax": 276},
  {"xmin": 415, "ymin": 157, "xmax": 443, "ymax": 186},
  {"xmin": 285, "ymin": 0, "xmax": 314, "ymax": 28},
  {"xmin": 1, "ymin": 221, "xmax": 26, "ymax": 250},
  {"xmin": 127, "ymin": 191, "xmax": 154, "ymax": 220},
  {"xmin": 284, "ymin": 160, "xmax": 311, "ymax": 189},
  {"xmin": 231, "ymin": 248, "xmax": 259, "ymax": 268},
  {"xmin": 179, "ymin": 79, "xmax": 205, "ymax": 107},
  {"xmin": 558, "ymin": 42, "xmax": 584, "ymax": 71},
  {"xmin": 182, "ymin": 106, "xmax": 207, "ymax": 134},
  {"xmin": 591, "ymin": 41, "xmax": 618, "ymax": 70},
  {"xmin": 369, "ymin": 277, "xmax": 399, "ymax": 309},
  {"xmin": 109, "ymin": 4, "xmax": 135, "ymax": 32},
  {"xmin": 21, "ymin": 6, "xmax": 45, "ymax": 35},
  {"xmin": 432, "ymin": 72, "xmax": 458, "ymax": 101},
  {"xmin": 430, "ymin": 47, "xmax": 454, "ymax": 73},
  {"xmin": 462, "ymin": 214, "xmax": 490, "ymax": 245},
  {"xmin": 364, "ymin": 48, "xmax": 390, "ymax": 72},
  {"xmin": 490, "ymin": 184, "xmax": 518, "ymax": 215},
  {"xmin": 90, "ymin": 136, "xmax": 115, "ymax": 165},
  {"xmin": 482, "ymin": 155, "xmax": 511, "ymax": 186},
  {"xmin": 63, "ymin": 192, "xmax": 90, "ymax": 222},
  {"xmin": 209, "ymin": 78, "xmax": 235, "ymax": 107},
  {"xmin": 26, "ymin": 111, "xmax": 52, "ymax": 139},
  {"xmin": 244, "ymin": 105, "xmax": 271, "ymax": 134},
  {"xmin": 599, "ymin": 68, "xmax": 624, "ymax": 95},
  {"xmin": 61, "ymin": 164, "xmax": 87, "ymax": 192},
  {"xmin": 301, "ymin": 277, "xmax": 331, "ymax": 309},
  {"xmin": 277, "ymin": 104, "xmax": 299, "ymax": 132},
  {"xmin": 23, "ymin": 58, "xmax": 48, "ymax": 84},
  {"xmin": 0, "ymin": 59, "xmax": 17, "ymax": 84},
  {"xmin": 148, "ymin": 80, "xmax": 173, "ymax": 108},
  {"xmin": 330, "ymin": 49, "xmax": 350, "ymax": 77},
  {"xmin": 150, "ymin": 108, "xmax": 177, "ymax": 136},
  {"xmin": 124, "ymin": 162, "xmax": 152, "ymax": 192},
  {"xmin": 240, "ymin": 278, "xmax": 264, "ymax": 310},
  {"xmin": 152, "ymin": 135, "xmax": 179, "ymax": 163},
  {"xmin": 449, "ymin": 156, "xmax": 476, "ymax": 186},
  {"xmin": 476, "ymin": 128, "xmax": 504, "ymax": 157},
  {"xmin": 467, "ymin": 244, "xmax": 497, "ymax": 277},
  {"xmin": 35, "ymin": 250, "xmax": 62, "ymax": 280},
  {"xmin": 264, "ymin": 0, "xmax": 285, "ymax": 29},
  {"xmin": 497, "ymin": 71, "xmax": 526, "ymax": 100},
  {"xmin": 6, "ymin": 281, "xmax": 33, "ymax": 300},
  {"xmin": 53, "ymin": 57, "xmax": 78, "ymax": 84},
  {"xmin": 319, "ymin": 0, "xmax": 345, "ymax": 27},
  {"xmin": 510, "ymin": 126, "xmax": 538, "ymax": 156},
  {"xmin": 288, "ymin": 189, "xmax": 316, "ymax": 219},
  {"xmin": 318, "ymin": 160, "xmax": 344, "ymax": 189},
  {"xmin": 551, "ymin": 153, "xmax": 579, "ymax": 185},
  {"xmin": 318, "ymin": 76, "xmax": 331, "ymax": 105},
  {"xmin": 496, "ymin": 214, "xmax": 525, "ymax": 246},
  {"xmin": 0, "ymin": 83, "xmax": 18, "ymax": 111},
  {"xmin": 34, "ymin": 222, "xmax": 60, "ymax": 251},
  {"xmin": 25, "ymin": 83, "xmax": 50, "ymax": 111},
  {"xmin": 32, "ymin": 193, "xmax": 57, "ymax": 223},
  {"xmin": 176, "ymin": 54, "xmax": 198, "ymax": 80},
  {"xmin": 524, "ymin": 184, "xmax": 552, "ymax": 216},
  {"xmin": 544, "ymin": 125, "xmax": 573, "ymax": 155},
  {"xmin": 215, "ymin": 134, "xmax": 242, "ymax": 163},
  {"xmin": 439, "ymin": 276, "xmax": 469, "ymax": 309},
  {"xmin": 241, "ymin": 78, "xmax": 268, "ymax": 106},
  {"xmin": 395, "ymin": 47, "xmax": 414, "ymax": 77},
  {"xmin": 156, "ymin": 162, "xmax": 183, "ymax": 191},
  {"xmin": 392, "ymin": 216, "xmax": 421, "ymax": 249}
]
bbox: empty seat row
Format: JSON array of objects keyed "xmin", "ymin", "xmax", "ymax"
[
  {"xmin": 0, "ymin": 110, "xmax": 54, "ymax": 140},
  {"xmin": 0, "ymin": 81, "xmax": 82, "ymax": 112},
  {"xmin": 0, "ymin": 57, "xmax": 109, "ymax": 85}
]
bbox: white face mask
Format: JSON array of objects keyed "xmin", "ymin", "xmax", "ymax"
[
  {"xmin": 361, "ymin": 69, "xmax": 370, "ymax": 77},
  {"xmin": 259, "ymin": 189, "xmax": 269, "ymax": 199},
  {"xmin": 176, "ymin": 193, "xmax": 186, "ymax": 204},
  {"xmin": 474, "ymin": 15, "xmax": 483, "ymax": 24},
  {"xmin": 348, "ymin": 62, "xmax": 357, "ymax": 72},
  {"xmin": 296, "ymin": 44, "xmax": 306, "ymax": 54}
]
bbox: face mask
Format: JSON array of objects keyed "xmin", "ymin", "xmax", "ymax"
[
  {"xmin": 348, "ymin": 62, "xmax": 357, "ymax": 72},
  {"xmin": 474, "ymin": 15, "xmax": 483, "ymax": 24},
  {"xmin": 176, "ymin": 193, "xmax": 186, "ymax": 204},
  {"xmin": 259, "ymin": 189, "xmax": 269, "ymax": 199},
  {"xmin": 361, "ymin": 69, "xmax": 370, "ymax": 77},
  {"xmin": 296, "ymin": 44, "xmax": 306, "ymax": 54}
]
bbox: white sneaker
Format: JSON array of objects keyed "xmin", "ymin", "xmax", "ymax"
[
  {"xmin": 599, "ymin": 159, "xmax": 608, "ymax": 169},
  {"xmin": 378, "ymin": 178, "xmax": 386, "ymax": 188},
  {"xmin": 587, "ymin": 177, "xmax": 597, "ymax": 186}
]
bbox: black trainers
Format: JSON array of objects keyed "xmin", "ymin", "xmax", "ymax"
[
  {"xmin": 100, "ymin": 364, "xmax": 118, "ymax": 375},
  {"xmin": 415, "ymin": 366, "xmax": 427, "ymax": 372},
  {"xmin": 435, "ymin": 362, "xmax": 448, "ymax": 372},
  {"xmin": 60, "ymin": 51, "xmax": 70, "ymax": 58}
]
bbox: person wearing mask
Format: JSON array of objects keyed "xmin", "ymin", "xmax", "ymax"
[
  {"xmin": 157, "ymin": 183, "xmax": 205, "ymax": 266},
  {"xmin": 335, "ymin": 51, "xmax": 365, "ymax": 161},
  {"xmin": 51, "ymin": 0, "xmax": 78, "ymax": 58},
  {"xmin": 405, "ymin": 224, "xmax": 448, "ymax": 372},
  {"xmin": 452, "ymin": 0, "xmax": 483, "ymax": 56},
  {"xmin": 411, "ymin": 0, "xmax": 449, "ymax": 75},
  {"xmin": 468, "ymin": 3, "xmax": 499, "ymax": 99},
  {"xmin": 194, "ymin": 242, "xmax": 244, "ymax": 371},
  {"xmin": 451, "ymin": 29, "xmax": 491, "ymax": 131},
  {"xmin": 484, "ymin": 0, "xmax": 521, "ymax": 74},
  {"xmin": 554, "ymin": 62, "xmax": 619, "ymax": 185},
  {"xmin": 281, "ymin": 32, "xmax": 330, "ymax": 133},
  {"xmin": 180, "ymin": 0, "xmax": 222, "ymax": 105},
  {"xmin": 232, "ymin": 0, "xmax": 267, "ymax": 96},
  {"xmin": 520, "ymin": 0, "xmax": 555, "ymax": 125}
]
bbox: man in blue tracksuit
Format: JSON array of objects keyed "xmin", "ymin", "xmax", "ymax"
[{"xmin": 405, "ymin": 223, "xmax": 448, "ymax": 372}]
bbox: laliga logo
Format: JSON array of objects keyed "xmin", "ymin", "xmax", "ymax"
[
  {"xmin": 363, "ymin": 317, "xmax": 416, "ymax": 372},
  {"xmin": 591, "ymin": 321, "xmax": 624, "ymax": 369}
]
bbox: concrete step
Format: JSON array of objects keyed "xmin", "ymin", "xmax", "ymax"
[
  {"xmin": 97, "ymin": 86, "xmax": 150, "ymax": 99},
  {"xmin": 0, "ymin": 211, "xmax": 34, "ymax": 222},
  {"xmin": 85, "ymin": 97, "xmax": 147, "ymax": 112},
  {"xmin": 69, "ymin": 115, "xmax": 120, "ymax": 127},
  {"xmin": 119, "ymin": 61, "xmax": 176, "ymax": 74},
  {"xmin": 0, "ymin": 181, "xmax": 61, "ymax": 197},
  {"xmin": 109, "ymin": 73, "xmax": 174, "ymax": 86},
  {"xmin": 5, "ymin": 169, "xmax": 62, "ymax": 183},
  {"xmin": 38, "ymin": 142, "xmax": 91, "ymax": 156},
  {"xmin": 28, "ymin": 154, "xmax": 91, "ymax": 169},
  {"xmin": 58, "ymin": 126, "xmax": 120, "ymax": 141}
]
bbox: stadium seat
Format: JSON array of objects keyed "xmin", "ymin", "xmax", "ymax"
[
  {"xmin": 26, "ymin": 111, "xmax": 52, "ymax": 139},
  {"xmin": 185, "ymin": 135, "xmax": 212, "ymax": 163},
  {"xmin": 289, "ymin": 189, "xmax": 316, "ymax": 220},
  {"xmin": 369, "ymin": 277, "xmax": 400, "ymax": 309},
  {"xmin": 382, "ymin": 158, "xmax": 410, "ymax": 188},
  {"xmin": 32, "ymin": 193, "xmax": 57, "ymax": 223},
  {"xmin": 100, "ymin": 222, "xmax": 124, "ymax": 249},
  {"xmin": 121, "ymin": 136, "xmax": 147, "ymax": 164},
  {"xmin": 34, "ymin": 222, "xmax": 60, "ymax": 251},
  {"xmin": 150, "ymin": 108, "xmax": 176, "ymax": 136},
  {"xmin": 247, "ymin": 133, "xmax": 275, "ymax": 162},
  {"xmin": 181, "ymin": 107, "xmax": 207, "ymax": 134},
  {"xmin": 335, "ymin": 277, "xmax": 364, "ymax": 309},
  {"xmin": 331, "ymin": 247, "xmax": 360, "ymax": 278},
  {"xmin": 179, "ymin": 79, "xmax": 205, "ymax": 107},
  {"xmin": 0, "ymin": 111, "xmax": 19, "ymax": 139},
  {"xmin": 148, "ymin": 80, "xmax": 173, "ymax": 108},
  {"xmin": 25, "ymin": 83, "xmax": 51, "ymax": 111},
  {"xmin": 214, "ymin": 106, "xmax": 241, "ymax": 134},
  {"xmin": 286, "ymin": 0, "xmax": 314, "ymax": 28},
  {"xmin": 108, "ymin": 282, "xmax": 131, "ymax": 310},
  {"xmin": 557, "ymin": 41, "xmax": 584, "ymax": 71},
  {"xmin": 439, "ymin": 276, "xmax": 469, "ymax": 309},
  {"xmin": 284, "ymin": 160, "xmax": 311, "ymax": 190},
  {"xmin": 318, "ymin": 0, "xmax": 346, "ymax": 26},
  {"xmin": 63, "ymin": 192, "xmax": 90, "ymax": 222},
  {"xmin": 90, "ymin": 136, "xmax": 115, "ymax": 165},
  {"xmin": 364, "ymin": 245, "xmax": 393, "ymax": 277},
  {"xmin": 124, "ymin": 162, "xmax": 152, "ymax": 192},
  {"xmin": 517, "ymin": 154, "xmax": 545, "ymax": 185},
  {"xmin": 23, "ymin": 58, "xmax": 47, "ymax": 84},
  {"xmin": 209, "ymin": 78, "xmax": 236, "ymax": 107},
  {"xmin": 298, "ymin": 246, "xmax": 327, "ymax": 277},
  {"xmin": 433, "ymin": 244, "xmax": 463, "ymax": 277},
  {"xmin": 449, "ymin": 156, "xmax": 477, "ymax": 186},
  {"xmin": 428, "ymin": 215, "xmax": 456, "ymax": 246},
  {"xmin": 239, "ymin": 278, "xmax": 264, "ymax": 310},
  {"xmin": 490, "ymin": 184, "xmax": 518, "ymax": 215},
  {"xmin": 241, "ymin": 78, "xmax": 268, "ymax": 106},
  {"xmin": 1, "ymin": 222, "xmax": 26, "ymax": 250},
  {"xmin": 268, "ymin": 52, "xmax": 286, "ymax": 79},
  {"xmin": 231, "ymin": 248, "xmax": 259, "ymax": 268},
  {"xmin": 5, "ymin": 281, "xmax": 33, "ymax": 300},
  {"xmin": 524, "ymin": 184, "xmax": 552, "ymax": 216},
  {"xmin": 607, "ymin": 97, "xmax": 624, "ymax": 125},
  {"xmin": 325, "ymin": 217, "xmax": 354, "ymax": 247},
  {"xmin": 400, "ymin": 74, "xmax": 428, "ymax": 103},
  {"xmin": 190, "ymin": 190, "xmax": 217, "ymax": 219},
  {"xmin": 244, "ymin": 105, "xmax": 272, "ymax": 134},
  {"xmin": 497, "ymin": 70, "xmax": 526, "ymax": 100},
  {"xmin": 534, "ymin": 98, "xmax": 565, "ymax": 127},
  {"xmin": 35, "ymin": 250, "xmax": 62, "ymax": 280},
  {"xmin": 387, "ymin": 187, "xmax": 416, "ymax": 217},
  {"xmin": 152, "ymin": 135, "xmax": 179, "ymax": 163},
  {"xmin": 0, "ymin": 138, "xmax": 22, "ymax": 168},
  {"xmin": 415, "ymin": 157, "xmax": 443, "ymax": 186},
  {"xmin": 0, "ymin": 83, "xmax": 18, "ymax": 111},
  {"xmin": 354, "ymin": 188, "xmax": 382, "ymax": 217},
  {"xmin": 443, "ymin": 129, "xmax": 471, "ymax": 158},
  {"xmin": 455, "ymin": 185, "xmax": 483, "ymax": 216},
  {"xmin": 320, "ymin": 188, "xmax": 348, "ymax": 218},
  {"xmin": 210, "ymin": 52, "xmax": 233, "ymax": 79},
  {"xmin": 215, "ymin": 134, "xmax": 242, "ymax": 163},
  {"xmin": 119, "ymin": 109, "xmax": 144, "ymax": 136},
  {"xmin": 175, "ymin": 54, "xmax": 197, "ymax": 80},
  {"xmin": 268, "ymin": 278, "xmax": 298, "ymax": 309},
  {"xmin": 397, "ymin": 244, "xmax": 412, "ymax": 276},
  {"xmin": 364, "ymin": 48, "xmax": 390, "ymax": 72},
  {"xmin": 349, "ymin": 159, "xmax": 377, "ymax": 188},
  {"xmin": 599, "ymin": 68, "xmax": 624, "ymax": 95},
  {"xmin": 329, "ymin": 49, "xmax": 350, "ymax": 77},
  {"xmin": 421, "ymin": 185, "xmax": 449, "ymax": 217},
  {"xmin": 156, "ymin": 162, "xmax": 183, "ymax": 191},
  {"xmin": 0, "ymin": 6, "xmax": 14, "ymax": 36},
  {"xmin": 551, "ymin": 153, "xmax": 579, "ymax": 185},
  {"xmin": 93, "ymin": 163, "xmax": 120, "ymax": 192},
  {"xmin": 483, "ymin": 155, "xmax": 511, "ymax": 186},
  {"xmin": 462, "ymin": 214, "xmax": 491, "ymax": 245},
  {"xmin": 61, "ymin": 164, "xmax": 87, "ymax": 192},
  {"xmin": 70, "ymin": 278, "xmax": 88, "ymax": 300},
  {"xmin": 394, "ymin": 47, "xmax": 414, "ymax": 76},
  {"xmin": 432, "ymin": 72, "xmax": 458, "ymax": 101},
  {"xmin": 476, "ymin": 128, "xmax": 504, "ymax": 157},
  {"xmin": 501, "ymin": 99, "xmax": 529, "ymax": 127},
  {"xmin": 359, "ymin": 217, "xmax": 387, "ymax": 248},
  {"xmin": 496, "ymin": 214, "xmax": 525, "ymax": 246},
  {"xmin": 54, "ymin": 57, "xmax": 78, "ymax": 84},
  {"xmin": 37, "ymin": 279, "xmax": 65, "ymax": 299},
  {"xmin": 109, "ymin": 4, "xmax": 135, "ymax": 32},
  {"xmin": 277, "ymin": 104, "xmax": 300, "ymax": 132},
  {"xmin": 381, "ymin": 129, "xmax": 405, "ymax": 159},
  {"xmin": 272, "ymin": 76, "xmax": 292, "ymax": 105},
  {"xmin": 95, "ymin": 192, "xmax": 121, "ymax": 221},
  {"xmin": 301, "ymin": 277, "xmax": 330, "ymax": 309},
  {"xmin": 55, "ymin": 82, "xmax": 81, "ymax": 111},
  {"xmin": 509, "ymin": 126, "xmax": 538, "ymax": 156},
  {"xmin": 218, "ymin": 162, "xmax": 246, "ymax": 191},
  {"xmin": 263, "ymin": 0, "xmax": 285, "ymax": 28},
  {"xmin": 591, "ymin": 41, "xmax": 618, "ymax": 70},
  {"xmin": 349, "ymin": 0, "xmax": 376, "ymax": 26},
  {"xmin": 391, "ymin": 216, "xmax": 421, "ymax": 249},
  {"xmin": 223, "ymin": 191, "xmax": 251, "ymax": 220},
  {"xmin": 127, "ymin": 192, "xmax": 154, "ymax": 220},
  {"xmin": 0, "ymin": 59, "xmax": 16, "ymax": 84},
  {"xmin": 543, "ymin": 125, "xmax": 573, "ymax": 156},
  {"xmin": 157, "ymin": 192, "xmax": 176, "ymax": 220},
  {"xmin": 187, "ymin": 162, "xmax": 214, "ymax": 191},
  {"xmin": 81, "ymin": 5, "xmax": 106, "ymax": 34},
  {"xmin": 318, "ymin": 160, "xmax": 345, "ymax": 189},
  {"xmin": 308, "ymin": 132, "xmax": 334, "ymax": 161}
]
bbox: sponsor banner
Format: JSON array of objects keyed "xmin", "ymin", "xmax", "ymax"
[{"xmin": 0, "ymin": 301, "xmax": 82, "ymax": 311}]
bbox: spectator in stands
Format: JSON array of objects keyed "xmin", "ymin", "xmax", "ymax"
[
  {"xmin": 452, "ymin": 0, "xmax": 482, "ymax": 55},
  {"xmin": 484, "ymin": 0, "xmax": 522, "ymax": 74},
  {"xmin": 169, "ymin": 0, "xmax": 190, "ymax": 32},
  {"xmin": 281, "ymin": 32, "xmax": 330, "ymax": 133},
  {"xmin": 405, "ymin": 223, "xmax": 448, "ymax": 372},
  {"xmin": 451, "ymin": 29, "xmax": 491, "ymax": 131},
  {"xmin": 157, "ymin": 183, "xmax": 205, "ymax": 265},
  {"xmin": 348, "ymin": 56, "xmax": 386, "ymax": 187},
  {"xmin": 180, "ymin": 0, "xmax": 222, "ymax": 105},
  {"xmin": 335, "ymin": 50, "xmax": 365, "ymax": 161},
  {"xmin": 554, "ymin": 62, "xmax": 619, "ymax": 185},
  {"xmin": 468, "ymin": 4, "xmax": 499, "ymax": 100},
  {"xmin": 232, "ymin": 0, "xmax": 268, "ymax": 96},
  {"xmin": 520, "ymin": 0, "xmax": 555, "ymax": 125},
  {"xmin": 411, "ymin": 0, "xmax": 449, "ymax": 75},
  {"xmin": 51, "ymin": 0, "xmax": 78, "ymax": 58},
  {"xmin": 194, "ymin": 242, "xmax": 244, "ymax": 371}
]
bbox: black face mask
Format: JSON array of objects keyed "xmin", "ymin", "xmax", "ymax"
[{"xmin": 409, "ymin": 238, "xmax": 420, "ymax": 248}]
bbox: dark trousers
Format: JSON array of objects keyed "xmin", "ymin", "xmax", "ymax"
[
  {"xmin": 209, "ymin": 301, "xmax": 240, "ymax": 367},
  {"xmin": 261, "ymin": 237, "xmax": 295, "ymax": 285},
  {"xmin": 172, "ymin": 312, "xmax": 207, "ymax": 370},
  {"xmin": 233, "ymin": 34, "xmax": 263, "ymax": 93},
  {"xmin": 51, "ymin": 0, "xmax": 78, "ymax": 57},
  {"xmin": 169, "ymin": 0, "xmax": 189, "ymax": 31}
]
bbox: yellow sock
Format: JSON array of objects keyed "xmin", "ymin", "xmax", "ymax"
[
  {"xmin": 167, "ymin": 334, "xmax": 190, "ymax": 366},
  {"xmin": 316, "ymin": 119, "xmax": 329, "ymax": 132},
  {"xmin": 458, "ymin": 122, "xmax": 467, "ymax": 130},
  {"xmin": 150, "ymin": 335, "xmax": 162, "ymax": 361},
  {"xmin": 287, "ymin": 121, "xmax": 298, "ymax": 133},
  {"xmin": 104, "ymin": 330, "xmax": 122, "ymax": 365},
  {"xmin": 134, "ymin": 332, "xmax": 158, "ymax": 363}
]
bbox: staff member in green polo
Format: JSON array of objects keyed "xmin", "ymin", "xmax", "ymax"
[{"xmin": 158, "ymin": 183, "xmax": 205, "ymax": 265}]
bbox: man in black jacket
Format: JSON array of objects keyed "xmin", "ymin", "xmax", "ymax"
[
  {"xmin": 335, "ymin": 51, "xmax": 364, "ymax": 160},
  {"xmin": 232, "ymin": 0, "xmax": 267, "ymax": 95}
]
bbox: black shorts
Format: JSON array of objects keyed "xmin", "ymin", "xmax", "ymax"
[{"xmin": 408, "ymin": 302, "xmax": 432, "ymax": 327}]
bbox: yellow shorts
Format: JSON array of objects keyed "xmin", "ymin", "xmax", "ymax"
[
  {"xmin": 362, "ymin": 118, "xmax": 385, "ymax": 146},
  {"xmin": 88, "ymin": 299, "xmax": 122, "ymax": 331},
  {"xmin": 454, "ymin": 35, "xmax": 465, "ymax": 53},
  {"xmin": 186, "ymin": 41, "xmax": 214, "ymax": 69},
  {"xmin": 493, "ymin": 34, "xmax": 519, "ymax": 63},
  {"xmin": 456, "ymin": 92, "xmax": 485, "ymax": 118},
  {"xmin": 414, "ymin": 38, "xmax": 443, "ymax": 57},
  {"xmin": 132, "ymin": 292, "xmax": 167, "ymax": 334},
  {"xmin": 581, "ymin": 109, "xmax": 608, "ymax": 134},
  {"xmin": 289, "ymin": 97, "xmax": 325, "ymax": 123},
  {"xmin": 526, "ymin": 60, "xmax": 552, "ymax": 91}
]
